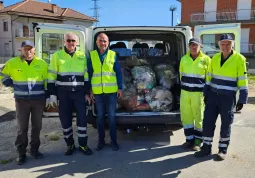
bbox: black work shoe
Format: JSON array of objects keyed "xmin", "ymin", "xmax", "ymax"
[
  {"xmin": 79, "ymin": 146, "xmax": 93, "ymax": 155},
  {"xmin": 65, "ymin": 144, "xmax": 76, "ymax": 156},
  {"xmin": 214, "ymin": 152, "xmax": 226, "ymax": 161},
  {"xmin": 16, "ymin": 155, "xmax": 26, "ymax": 165},
  {"xmin": 30, "ymin": 151, "xmax": 44, "ymax": 159},
  {"xmin": 194, "ymin": 147, "xmax": 211, "ymax": 157},
  {"xmin": 181, "ymin": 141, "xmax": 194, "ymax": 149},
  {"xmin": 112, "ymin": 144, "xmax": 119, "ymax": 151},
  {"xmin": 96, "ymin": 142, "xmax": 105, "ymax": 151}
]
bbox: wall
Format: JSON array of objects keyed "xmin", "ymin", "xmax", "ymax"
[
  {"xmin": 0, "ymin": 15, "xmax": 12, "ymax": 58},
  {"xmin": 63, "ymin": 20, "xmax": 94, "ymax": 27},
  {"xmin": 217, "ymin": 0, "xmax": 238, "ymax": 11},
  {"xmin": 181, "ymin": 0, "xmax": 204, "ymax": 24}
]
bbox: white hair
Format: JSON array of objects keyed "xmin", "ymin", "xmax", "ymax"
[
  {"xmin": 218, "ymin": 40, "xmax": 234, "ymax": 48},
  {"xmin": 64, "ymin": 33, "xmax": 78, "ymax": 41}
]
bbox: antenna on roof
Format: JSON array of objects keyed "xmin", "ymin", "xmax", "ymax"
[{"xmin": 90, "ymin": 0, "xmax": 100, "ymax": 26}]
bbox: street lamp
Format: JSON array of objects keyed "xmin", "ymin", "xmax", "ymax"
[{"xmin": 169, "ymin": 5, "xmax": 177, "ymax": 26}]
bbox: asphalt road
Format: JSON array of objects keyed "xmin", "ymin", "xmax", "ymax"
[{"xmin": 0, "ymin": 102, "xmax": 255, "ymax": 178}]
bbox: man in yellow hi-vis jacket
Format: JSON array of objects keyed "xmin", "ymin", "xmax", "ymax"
[
  {"xmin": 195, "ymin": 34, "xmax": 248, "ymax": 161},
  {"xmin": 47, "ymin": 33, "xmax": 92, "ymax": 156},
  {"xmin": 180, "ymin": 38, "xmax": 211, "ymax": 151},
  {"xmin": 0, "ymin": 41, "xmax": 47, "ymax": 165}
]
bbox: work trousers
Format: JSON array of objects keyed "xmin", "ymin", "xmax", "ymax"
[
  {"xmin": 180, "ymin": 90, "xmax": 204, "ymax": 143},
  {"xmin": 58, "ymin": 89, "xmax": 88, "ymax": 147},
  {"xmin": 202, "ymin": 90, "xmax": 235, "ymax": 153},
  {"xmin": 15, "ymin": 98, "xmax": 45, "ymax": 155}
]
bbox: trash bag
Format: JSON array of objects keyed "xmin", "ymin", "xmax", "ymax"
[
  {"xmin": 131, "ymin": 66, "xmax": 156, "ymax": 92},
  {"xmin": 118, "ymin": 84, "xmax": 137, "ymax": 110},
  {"xmin": 154, "ymin": 64, "xmax": 177, "ymax": 89},
  {"xmin": 145, "ymin": 87, "xmax": 173, "ymax": 112},
  {"xmin": 132, "ymin": 103, "xmax": 151, "ymax": 111},
  {"xmin": 126, "ymin": 55, "xmax": 149, "ymax": 67},
  {"xmin": 121, "ymin": 67, "xmax": 132, "ymax": 84}
]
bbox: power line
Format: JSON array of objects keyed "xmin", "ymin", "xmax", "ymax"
[{"xmin": 90, "ymin": 0, "xmax": 100, "ymax": 26}]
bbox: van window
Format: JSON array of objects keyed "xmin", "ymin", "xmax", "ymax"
[
  {"xmin": 41, "ymin": 33, "xmax": 80, "ymax": 63},
  {"xmin": 200, "ymin": 33, "xmax": 235, "ymax": 57}
]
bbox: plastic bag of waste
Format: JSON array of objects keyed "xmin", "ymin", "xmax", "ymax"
[
  {"xmin": 131, "ymin": 66, "xmax": 156, "ymax": 92},
  {"xmin": 126, "ymin": 56, "xmax": 149, "ymax": 67},
  {"xmin": 118, "ymin": 84, "xmax": 137, "ymax": 110},
  {"xmin": 154, "ymin": 64, "xmax": 177, "ymax": 89},
  {"xmin": 145, "ymin": 86, "xmax": 173, "ymax": 112},
  {"xmin": 121, "ymin": 67, "xmax": 133, "ymax": 84},
  {"xmin": 132, "ymin": 103, "xmax": 151, "ymax": 111}
]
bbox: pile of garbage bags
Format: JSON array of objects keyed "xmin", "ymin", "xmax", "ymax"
[{"xmin": 117, "ymin": 59, "xmax": 177, "ymax": 112}]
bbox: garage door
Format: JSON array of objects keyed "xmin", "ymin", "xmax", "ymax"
[{"xmin": 241, "ymin": 28, "xmax": 250, "ymax": 53}]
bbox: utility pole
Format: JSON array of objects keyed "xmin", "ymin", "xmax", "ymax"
[
  {"xmin": 91, "ymin": 0, "xmax": 100, "ymax": 26},
  {"xmin": 169, "ymin": 5, "xmax": 177, "ymax": 26}
]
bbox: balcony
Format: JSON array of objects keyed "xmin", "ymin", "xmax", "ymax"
[{"xmin": 191, "ymin": 9, "xmax": 255, "ymax": 24}]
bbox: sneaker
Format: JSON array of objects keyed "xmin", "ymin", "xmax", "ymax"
[
  {"xmin": 215, "ymin": 152, "xmax": 226, "ymax": 161},
  {"xmin": 65, "ymin": 144, "xmax": 76, "ymax": 156},
  {"xmin": 30, "ymin": 151, "xmax": 44, "ymax": 159},
  {"xmin": 112, "ymin": 143, "xmax": 119, "ymax": 151},
  {"xmin": 96, "ymin": 142, "xmax": 105, "ymax": 151},
  {"xmin": 16, "ymin": 155, "xmax": 26, "ymax": 165},
  {"xmin": 194, "ymin": 146, "xmax": 211, "ymax": 157},
  {"xmin": 181, "ymin": 141, "xmax": 194, "ymax": 149},
  {"xmin": 79, "ymin": 146, "xmax": 93, "ymax": 155}
]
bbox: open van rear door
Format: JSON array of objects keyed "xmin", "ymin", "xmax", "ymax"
[
  {"xmin": 194, "ymin": 23, "xmax": 241, "ymax": 56},
  {"xmin": 34, "ymin": 23, "xmax": 86, "ymax": 64},
  {"xmin": 34, "ymin": 23, "xmax": 87, "ymax": 117}
]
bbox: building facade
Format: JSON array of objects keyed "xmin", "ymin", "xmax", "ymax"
[
  {"xmin": 0, "ymin": 0, "xmax": 97, "ymax": 63},
  {"xmin": 179, "ymin": 0, "xmax": 255, "ymax": 56}
]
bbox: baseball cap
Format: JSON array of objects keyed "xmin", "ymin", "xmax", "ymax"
[
  {"xmin": 220, "ymin": 34, "xmax": 233, "ymax": 41},
  {"xmin": 21, "ymin": 40, "xmax": 34, "ymax": 48},
  {"xmin": 189, "ymin": 38, "xmax": 201, "ymax": 45}
]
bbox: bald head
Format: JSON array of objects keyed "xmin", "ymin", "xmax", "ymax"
[
  {"xmin": 64, "ymin": 33, "xmax": 78, "ymax": 52},
  {"xmin": 96, "ymin": 33, "xmax": 109, "ymax": 54}
]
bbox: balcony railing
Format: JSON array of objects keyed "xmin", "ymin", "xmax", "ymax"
[{"xmin": 191, "ymin": 9, "xmax": 255, "ymax": 23}]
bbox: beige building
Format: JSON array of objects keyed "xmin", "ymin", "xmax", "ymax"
[{"xmin": 0, "ymin": 0, "xmax": 97, "ymax": 63}]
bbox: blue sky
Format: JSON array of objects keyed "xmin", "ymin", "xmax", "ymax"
[{"xmin": 4, "ymin": 0, "xmax": 181, "ymax": 26}]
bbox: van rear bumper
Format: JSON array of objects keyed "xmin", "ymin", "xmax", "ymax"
[{"xmin": 116, "ymin": 114, "xmax": 180, "ymax": 125}]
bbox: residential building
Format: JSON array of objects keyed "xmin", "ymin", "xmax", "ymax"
[
  {"xmin": 0, "ymin": 0, "xmax": 97, "ymax": 63},
  {"xmin": 178, "ymin": 0, "xmax": 255, "ymax": 56}
]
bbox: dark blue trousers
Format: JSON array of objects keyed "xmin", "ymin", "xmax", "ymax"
[
  {"xmin": 94, "ymin": 93, "xmax": 117, "ymax": 145},
  {"xmin": 58, "ymin": 89, "xmax": 88, "ymax": 147},
  {"xmin": 202, "ymin": 90, "xmax": 235, "ymax": 153}
]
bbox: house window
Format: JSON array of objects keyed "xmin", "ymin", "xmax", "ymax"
[{"xmin": 3, "ymin": 20, "xmax": 8, "ymax": 31}]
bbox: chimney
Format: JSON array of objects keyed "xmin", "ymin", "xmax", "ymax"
[
  {"xmin": 52, "ymin": 4, "xmax": 57, "ymax": 14},
  {"xmin": 0, "ymin": 1, "xmax": 4, "ymax": 11}
]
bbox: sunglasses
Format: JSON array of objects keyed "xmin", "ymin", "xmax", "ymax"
[{"xmin": 66, "ymin": 39, "xmax": 76, "ymax": 43}]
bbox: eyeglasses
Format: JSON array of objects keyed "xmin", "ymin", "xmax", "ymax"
[{"xmin": 66, "ymin": 39, "xmax": 76, "ymax": 43}]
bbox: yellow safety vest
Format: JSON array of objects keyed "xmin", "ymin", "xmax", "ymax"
[
  {"xmin": 205, "ymin": 50, "xmax": 248, "ymax": 103},
  {"xmin": 90, "ymin": 50, "xmax": 118, "ymax": 94},
  {"xmin": 180, "ymin": 51, "xmax": 211, "ymax": 92},
  {"xmin": 47, "ymin": 49, "xmax": 89, "ymax": 92},
  {"xmin": 0, "ymin": 56, "xmax": 48, "ymax": 99}
]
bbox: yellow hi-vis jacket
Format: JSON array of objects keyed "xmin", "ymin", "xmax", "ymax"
[
  {"xmin": 0, "ymin": 56, "xmax": 48, "ymax": 99},
  {"xmin": 180, "ymin": 51, "xmax": 211, "ymax": 92},
  {"xmin": 204, "ymin": 50, "xmax": 248, "ymax": 104},
  {"xmin": 90, "ymin": 50, "xmax": 118, "ymax": 94},
  {"xmin": 47, "ymin": 49, "xmax": 89, "ymax": 95}
]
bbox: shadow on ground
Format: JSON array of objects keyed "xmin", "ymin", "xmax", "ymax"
[
  {"xmin": 248, "ymin": 97, "xmax": 255, "ymax": 104},
  {"xmin": 0, "ymin": 111, "xmax": 16, "ymax": 123},
  {"xmin": 0, "ymin": 126, "xmax": 212, "ymax": 178}
]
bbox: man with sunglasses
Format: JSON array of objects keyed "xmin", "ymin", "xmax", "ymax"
[
  {"xmin": 47, "ymin": 33, "xmax": 92, "ymax": 156},
  {"xmin": 0, "ymin": 41, "xmax": 47, "ymax": 165},
  {"xmin": 87, "ymin": 33, "xmax": 123, "ymax": 151}
]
